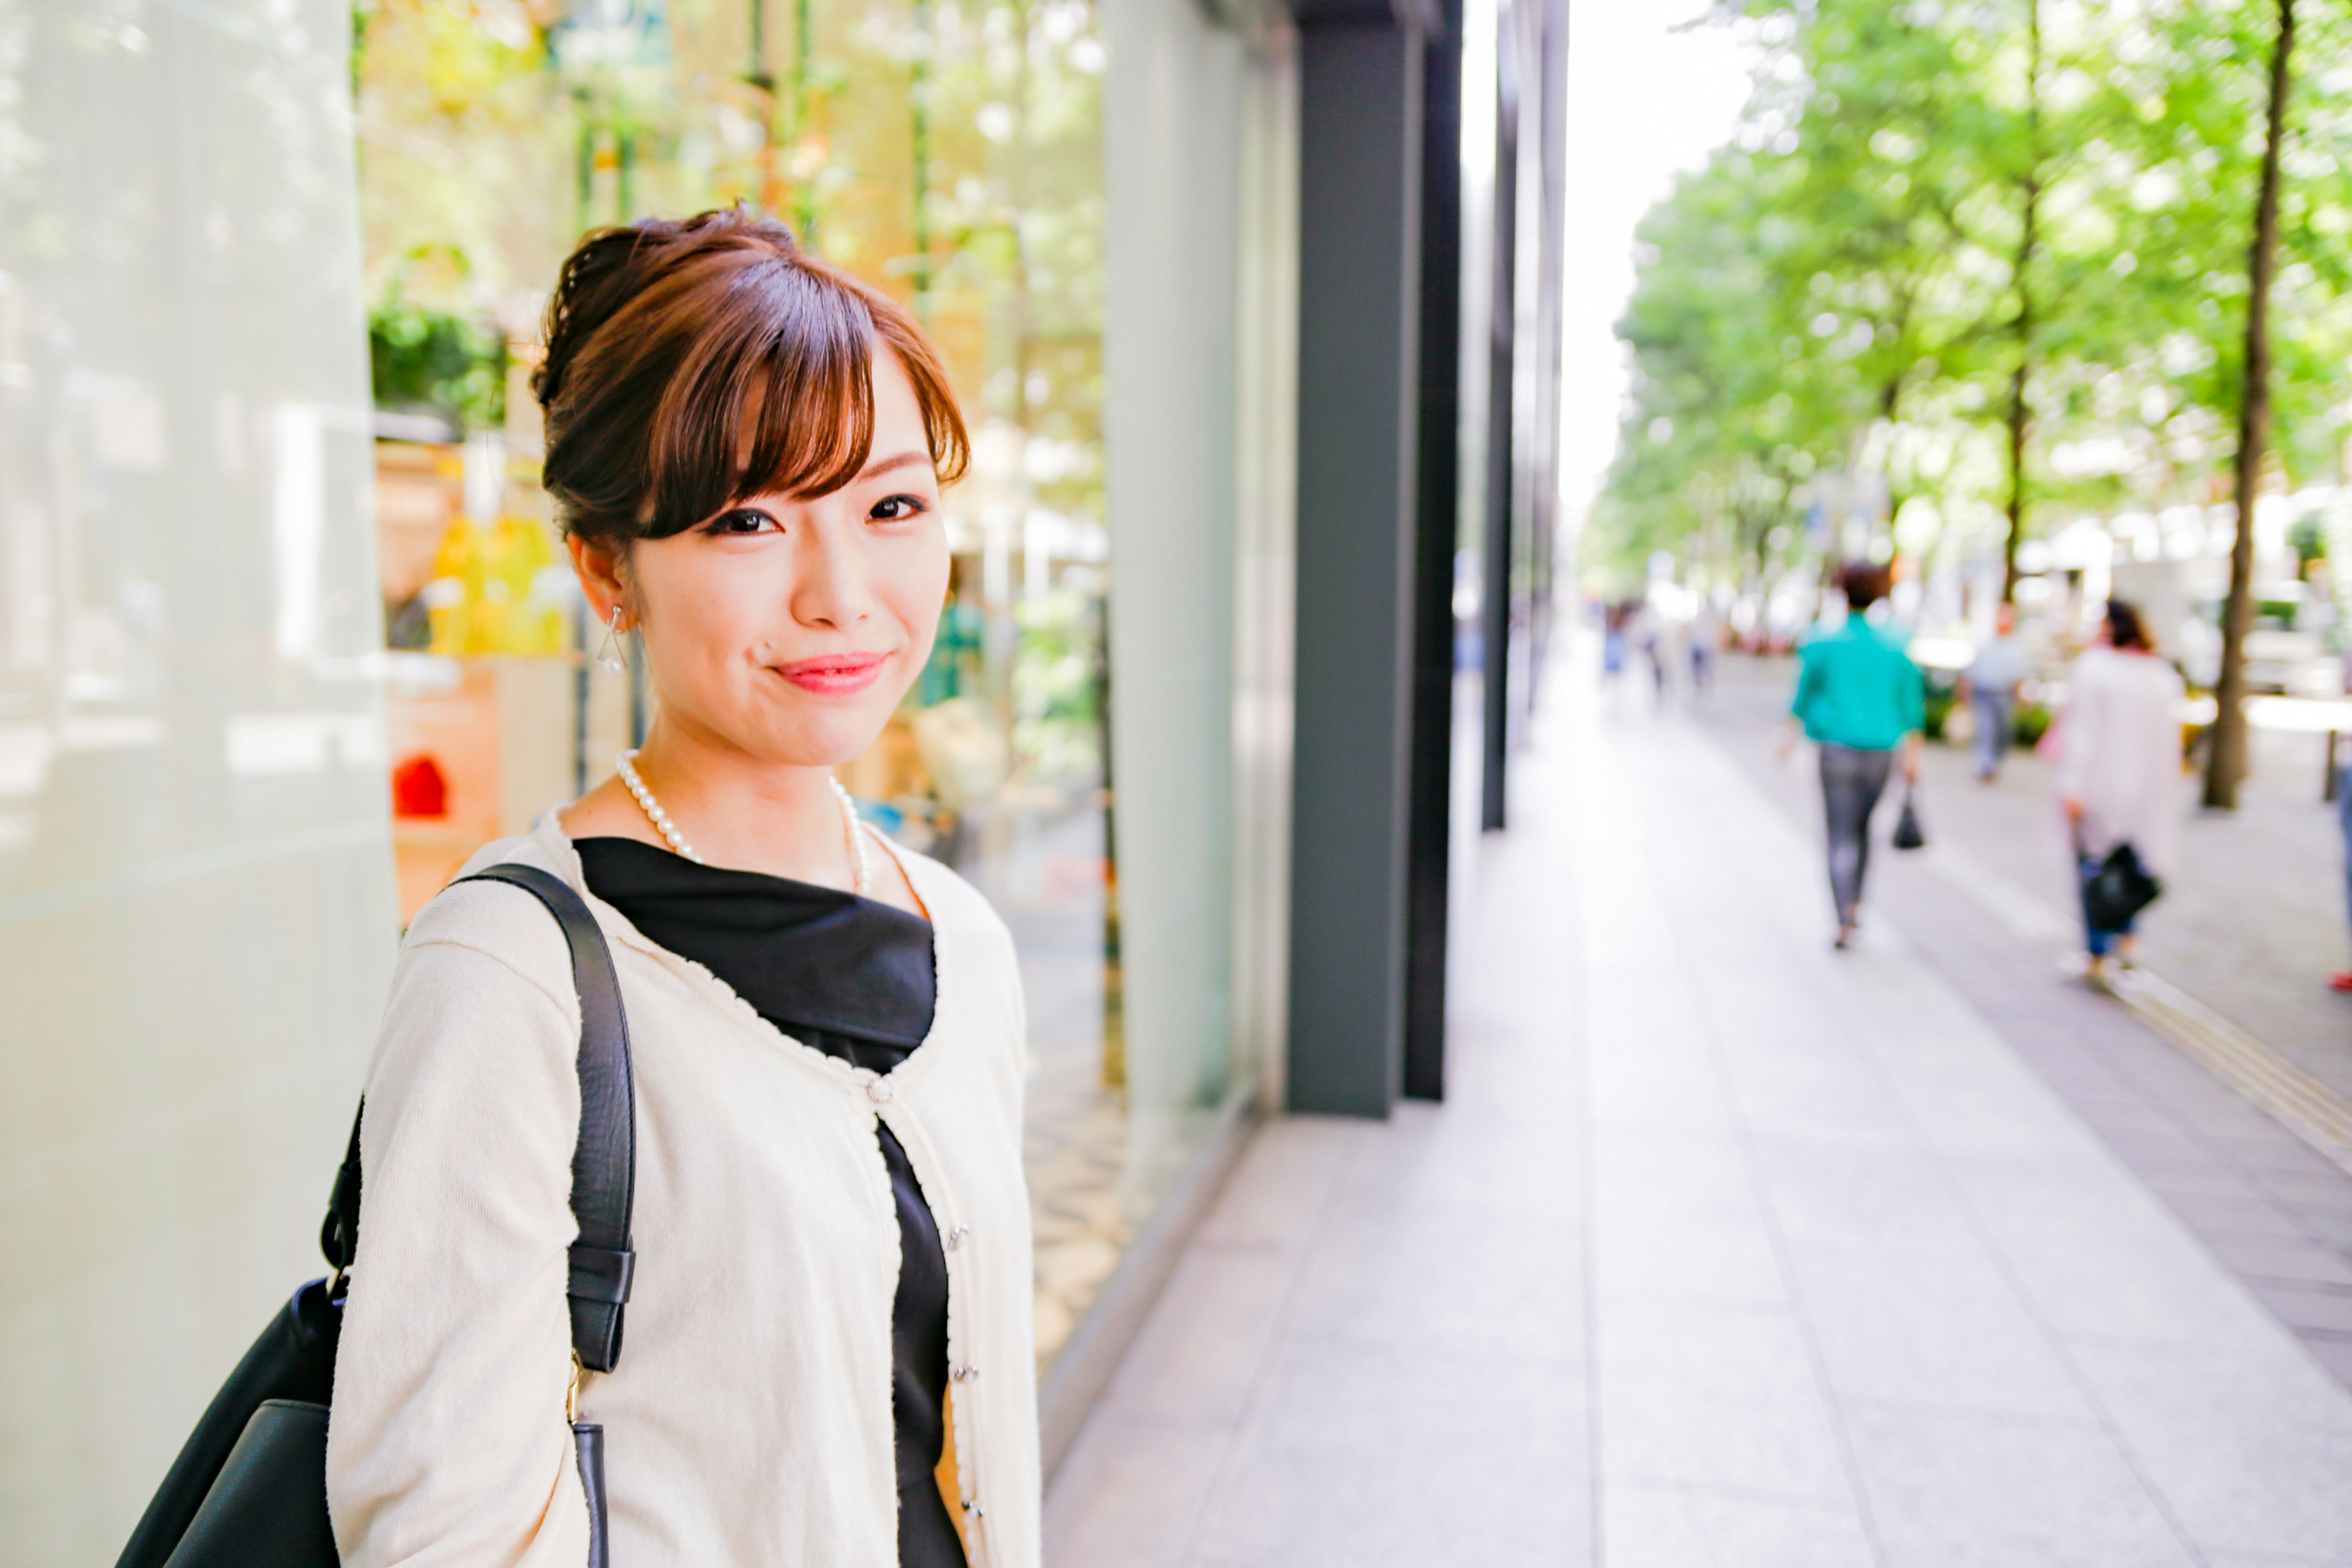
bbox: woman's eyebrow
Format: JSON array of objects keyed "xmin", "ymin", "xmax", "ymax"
[{"xmin": 859, "ymin": 450, "xmax": 931, "ymax": 480}]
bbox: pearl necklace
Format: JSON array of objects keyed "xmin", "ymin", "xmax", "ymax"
[{"xmin": 614, "ymin": 750, "xmax": 872, "ymax": 897}]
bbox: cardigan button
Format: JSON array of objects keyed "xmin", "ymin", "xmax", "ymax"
[
  {"xmin": 944, "ymin": 1224, "xmax": 971, "ymax": 1251},
  {"xmin": 865, "ymin": 1077, "xmax": 893, "ymax": 1104}
]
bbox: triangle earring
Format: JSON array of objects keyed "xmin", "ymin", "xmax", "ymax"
[{"xmin": 595, "ymin": 605, "xmax": 628, "ymax": 675}]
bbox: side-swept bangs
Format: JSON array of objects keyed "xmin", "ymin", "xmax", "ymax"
[{"xmin": 536, "ymin": 209, "xmax": 970, "ymax": 548}]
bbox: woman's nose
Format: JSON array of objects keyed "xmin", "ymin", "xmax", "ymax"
[{"xmin": 791, "ymin": 522, "xmax": 875, "ymax": 629}]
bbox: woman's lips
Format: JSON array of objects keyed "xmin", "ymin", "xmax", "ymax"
[{"xmin": 776, "ymin": 652, "xmax": 886, "ymax": 696}]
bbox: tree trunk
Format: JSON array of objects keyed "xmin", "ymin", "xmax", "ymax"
[
  {"xmin": 2205, "ymin": 0, "xmax": 2295, "ymax": 811},
  {"xmin": 2002, "ymin": 0, "xmax": 2043, "ymax": 604}
]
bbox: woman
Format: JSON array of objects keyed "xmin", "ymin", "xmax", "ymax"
[
  {"xmin": 2056, "ymin": 598, "xmax": 2184, "ymax": 980},
  {"xmin": 1789, "ymin": 562, "xmax": 1924, "ymax": 948},
  {"xmin": 327, "ymin": 210, "xmax": 1039, "ymax": 1567}
]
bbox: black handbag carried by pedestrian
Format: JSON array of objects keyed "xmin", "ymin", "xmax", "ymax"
[
  {"xmin": 1891, "ymin": 776, "xmax": 1927, "ymax": 851},
  {"xmin": 2081, "ymin": 840, "xmax": 2162, "ymax": 932},
  {"xmin": 114, "ymin": 864, "xmax": 636, "ymax": 1568}
]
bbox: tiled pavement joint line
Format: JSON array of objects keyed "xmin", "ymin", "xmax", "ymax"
[
  {"xmin": 1927, "ymin": 839, "xmax": 2352, "ymax": 1181},
  {"xmin": 1163, "ymin": 1125, "xmax": 1367, "ymax": 1568},
  {"xmin": 1558, "ymin": 746, "xmax": 1609, "ymax": 1568}
]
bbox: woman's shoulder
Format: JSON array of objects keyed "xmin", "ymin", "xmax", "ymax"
[
  {"xmin": 891, "ymin": 842, "xmax": 1010, "ymax": 936},
  {"xmin": 400, "ymin": 837, "xmax": 581, "ymax": 1001}
]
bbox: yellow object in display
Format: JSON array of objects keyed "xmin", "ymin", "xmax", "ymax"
[{"xmin": 424, "ymin": 513, "xmax": 567, "ymax": 657}]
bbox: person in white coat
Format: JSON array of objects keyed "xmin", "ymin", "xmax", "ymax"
[
  {"xmin": 2056, "ymin": 599, "xmax": 2185, "ymax": 979},
  {"xmin": 327, "ymin": 210, "xmax": 1041, "ymax": 1568}
]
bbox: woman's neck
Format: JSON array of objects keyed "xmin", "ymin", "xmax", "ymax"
[{"xmin": 606, "ymin": 718, "xmax": 859, "ymax": 890}]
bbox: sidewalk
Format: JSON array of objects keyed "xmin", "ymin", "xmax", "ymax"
[{"xmin": 1043, "ymin": 658, "xmax": 2352, "ymax": 1567}]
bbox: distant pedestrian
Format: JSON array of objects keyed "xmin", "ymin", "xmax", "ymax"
[
  {"xmin": 2056, "ymin": 599, "xmax": 2184, "ymax": 982},
  {"xmin": 1787, "ymin": 562, "xmax": 1925, "ymax": 949},
  {"xmin": 1634, "ymin": 604, "xmax": 1671, "ymax": 701},
  {"xmin": 1965, "ymin": 600, "xmax": 2032, "ymax": 782},
  {"xmin": 1601, "ymin": 603, "xmax": 1629, "ymax": 685},
  {"xmin": 1688, "ymin": 603, "xmax": 1722, "ymax": 698},
  {"xmin": 2335, "ymin": 674, "xmax": 2351, "ymax": 992},
  {"xmin": 2333, "ymin": 738, "xmax": 2352, "ymax": 992}
]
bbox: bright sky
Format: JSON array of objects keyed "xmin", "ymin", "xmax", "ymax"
[{"xmin": 1557, "ymin": 2, "xmax": 1754, "ymax": 527}]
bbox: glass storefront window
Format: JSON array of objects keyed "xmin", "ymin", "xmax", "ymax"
[{"xmin": 354, "ymin": 0, "xmax": 1144, "ymax": 1370}]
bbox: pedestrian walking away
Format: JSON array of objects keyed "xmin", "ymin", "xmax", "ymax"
[
  {"xmin": 1688, "ymin": 600, "xmax": 1722, "ymax": 698},
  {"xmin": 2335, "ymin": 723, "xmax": 2352, "ymax": 993},
  {"xmin": 1966, "ymin": 598, "xmax": 2032, "ymax": 782},
  {"xmin": 2054, "ymin": 598, "xmax": 2184, "ymax": 984},
  {"xmin": 1785, "ymin": 561, "xmax": 1926, "ymax": 949},
  {"xmin": 323, "ymin": 211, "xmax": 1040, "ymax": 1568}
]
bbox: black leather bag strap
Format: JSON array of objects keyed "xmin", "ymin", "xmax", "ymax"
[
  {"xmin": 458, "ymin": 863, "xmax": 639, "ymax": 1373},
  {"xmin": 318, "ymin": 864, "xmax": 639, "ymax": 1373}
]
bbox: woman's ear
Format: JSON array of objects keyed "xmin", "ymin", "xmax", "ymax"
[{"xmin": 568, "ymin": 535, "xmax": 631, "ymax": 627}]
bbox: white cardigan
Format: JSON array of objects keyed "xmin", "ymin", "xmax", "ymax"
[
  {"xmin": 326, "ymin": 813, "xmax": 1041, "ymax": 1568},
  {"xmin": 2055, "ymin": 646, "xmax": 2187, "ymax": 879}
]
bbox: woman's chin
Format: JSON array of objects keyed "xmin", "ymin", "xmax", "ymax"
[{"xmin": 739, "ymin": 708, "xmax": 894, "ymax": 772}]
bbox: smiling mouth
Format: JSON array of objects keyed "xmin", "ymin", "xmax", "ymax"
[{"xmin": 776, "ymin": 653, "xmax": 888, "ymax": 696}]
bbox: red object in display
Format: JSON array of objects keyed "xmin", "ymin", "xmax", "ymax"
[{"xmin": 391, "ymin": 753, "xmax": 450, "ymax": 819}]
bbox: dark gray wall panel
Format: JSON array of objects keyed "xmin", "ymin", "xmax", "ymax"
[{"xmin": 1287, "ymin": 20, "xmax": 1422, "ymax": 1117}]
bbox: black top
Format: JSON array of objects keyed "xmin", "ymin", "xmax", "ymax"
[{"xmin": 573, "ymin": 837, "xmax": 965, "ymax": 1568}]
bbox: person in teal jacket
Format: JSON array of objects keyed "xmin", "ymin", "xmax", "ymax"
[{"xmin": 1787, "ymin": 562, "xmax": 1924, "ymax": 948}]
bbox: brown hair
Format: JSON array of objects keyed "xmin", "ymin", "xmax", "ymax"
[
  {"xmin": 533, "ymin": 208, "xmax": 970, "ymax": 548},
  {"xmin": 2105, "ymin": 598, "xmax": 2152, "ymax": 652},
  {"xmin": 1839, "ymin": 560, "xmax": 1891, "ymax": 611}
]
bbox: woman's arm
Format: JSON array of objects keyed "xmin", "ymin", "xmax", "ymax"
[
  {"xmin": 327, "ymin": 886, "xmax": 593, "ymax": 1568},
  {"xmin": 2055, "ymin": 660, "xmax": 2099, "ymax": 818}
]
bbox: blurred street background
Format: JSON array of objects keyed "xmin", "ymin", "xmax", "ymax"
[{"xmin": 9, "ymin": 0, "xmax": 2352, "ymax": 1562}]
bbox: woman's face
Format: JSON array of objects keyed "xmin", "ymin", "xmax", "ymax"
[{"xmin": 616, "ymin": 350, "xmax": 951, "ymax": 769}]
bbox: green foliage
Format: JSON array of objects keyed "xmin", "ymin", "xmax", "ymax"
[
  {"xmin": 368, "ymin": 282, "xmax": 508, "ymax": 434},
  {"xmin": 1594, "ymin": 0, "xmax": 2352, "ymax": 602}
]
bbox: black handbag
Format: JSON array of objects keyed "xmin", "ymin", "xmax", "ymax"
[
  {"xmin": 2082, "ymin": 840, "xmax": 2162, "ymax": 931},
  {"xmin": 1891, "ymin": 777, "xmax": 1927, "ymax": 851},
  {"xmin": 115, "ymin": 864, "xmax": 637, "ymax": 1568}
]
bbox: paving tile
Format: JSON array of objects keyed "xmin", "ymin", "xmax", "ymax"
[
  {"xmin": 2200, "ymin": 1135, "xmax": 2352, "ymax": 1185},
  {"xmin": 2249, "ymin": 1281, "xmax": 2352, "ymax": 1336},
  {"xmin": 1591, "ymin": 1181, "xmax": 1787, "ymax": 1308},
  {"xmin": 2196, "ymin": 1232, "xmax": 2352, "ymax": 1289},
  {"xmin": 1841, "ymin": 1403, "xmax": 2197, "ymax": 1567},
  {"xmin": 2163, "ymin": 1191, "xmax": 2324, "ymax": 1243},
  {"xmin": 1189, "ymin": 1118, "xmax": 1359, "ymax": 1253},
  {"xmin": 1600, "ymin": 1483, "xmax": 1876, "ymax": 1568},
  {"xmin": 1095, "ymin": 1242, "xmax": 1298, "ymax": 1428},
  {"xmin": 1783, "ymin": 1237, "xmax": 2090, "ymax": 1420},
  {"xmin": 1189, "ymin": 1335, "xmax": 1587, "ymax": 1568},
  {"xmin": 1746, "ymin": 1132, "xmax": 1978, "ymax": 1250},
  {"xmin": 2303, "ymin": 1333, "xmax": 2352, "ymax": 1387},
  {"xmin": 2068, "ymin": 1335, "xmax": 2352, "ymax": 1560},
  {"xmin": 1961, "ymin": 1191, "xmax": 2280, "ymax": 1346},
  {"xmin": 1283, "ymin": 1188, "xmax": 1583, "ymax": 1359},
  {"xmin": 1041, "ymin": 1412, "xmax": 1228, "ymax": 1568},
  {"xmin": 1595, "ymin": 1298, "xmax": 1853, "ymax": 1501}
]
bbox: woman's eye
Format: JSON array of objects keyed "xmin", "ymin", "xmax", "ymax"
[
  {"xmin": 708, "ymin": 508, "xmax": 778, "ymax": 535},
  {"xmin": 870, "ymin": 494, "xmax": 929, "ymax": 522}
]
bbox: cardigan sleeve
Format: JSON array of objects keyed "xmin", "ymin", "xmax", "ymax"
[
  {"xmin": 2054, "ymin": 655, "xmax": 2101, "ymax": 805},
  {"xmin": 327, "ymin": 881, "xmax": 593, "ymax": 1568}
]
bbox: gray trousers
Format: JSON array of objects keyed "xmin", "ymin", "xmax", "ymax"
[
  {"xmin": 1820, "ymin": 743, "xmax": 1895, "ymax": 923},
  {"xmin": 1972, "ymin": 690, "xmax": 2015, "ymax": 777}
]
